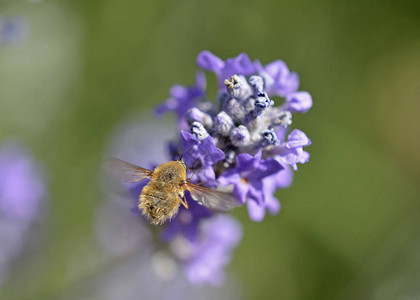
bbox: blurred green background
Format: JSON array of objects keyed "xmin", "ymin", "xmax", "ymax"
[{"xmin": 1, "ymin": 0, "xmax": 420, "ymax": 299}]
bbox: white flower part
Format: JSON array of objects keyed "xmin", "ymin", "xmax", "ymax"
[
  {"xmin": 186, "ymin": 108, "xmax": 213, "ymax": 129},
  {"xmin": 248, "ymin": 75, "xmax": 264, "ymax": 94},
  {"xmin": 224, "ymin": 74, "xmax": 241, "ymax": 98},
  {"xmin": 213, "ymin": 111, "xmax": 234, "ymax": 136},
  {"xmin": 191, "ymin": 121, "xmax": 209, "ymax": 141},
  {"xmin": 230, "ymin": 125, "xmax": 251, "ymax": 146},
  {"xmin": 224, "ymin": 97, "xmax": 246, "ymax": 123}
]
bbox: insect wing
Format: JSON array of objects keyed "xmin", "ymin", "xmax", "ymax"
[
  {"xmin": 104, "ymin": 157, "xmax": 153, "ymax": 182},
  {"xmin": 186, "ymin": 183, "xmax": 241, "ymax": 211}
]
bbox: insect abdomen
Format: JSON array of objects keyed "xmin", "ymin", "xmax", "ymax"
[{"xmin": 139, "ymin": 182, "xmax": 179, "ymax": 225}]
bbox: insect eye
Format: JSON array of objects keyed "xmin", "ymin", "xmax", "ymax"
[
  {"xmin": 176, "ymin": 155, "xmax": 187, "ymax": 170},
  {"xmin": 177, "ymin": 153, "xmax": 183, "ymax": 161}
]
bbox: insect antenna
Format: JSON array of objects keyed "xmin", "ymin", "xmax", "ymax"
[
  {"xmin": 177, "ymin": 153, "xmax": 183, "ymax": 162},
  {"xmin": 186, "ymin": 168, "xmax": 200, "ymax": 182},
  {"xmin": 185, "ymin": 167, "xmax": 212, "ymax": 187}
]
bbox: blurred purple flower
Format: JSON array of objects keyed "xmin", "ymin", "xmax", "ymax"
[
  {"xmin": 0, "ymin": 145, "xmax": 45, "ymax": 221},
  {"xmin": 0, "ymin": 17, "xmax": 28, "ymax": 45},
  {"xmin": 162, "ymin": 199, "xmax": 212, "ymax": 243},
  {"xmin": 183, "ymin": 214, "xmax": 242, "ymax": 285},
  {"xmin": 0, "ymin": 142, "xmax": 46, "ymax": 286}
]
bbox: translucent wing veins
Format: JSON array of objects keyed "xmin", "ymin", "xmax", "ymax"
[
  {"xmin": 186, "ymin": 182, "xmax": 241, "ymax": 212},
  {"xmin": 104, "ymin": 157, "xmax": 153, "ymax": 182}
]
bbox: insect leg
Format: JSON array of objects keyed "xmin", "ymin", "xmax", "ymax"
[
  {"xmin": 186, "ymin": 169, "xmax": 201, "ymax": 182},
  {"xmin": 179, "ymin": 193, "xmax": 189, "ymax": 209}
]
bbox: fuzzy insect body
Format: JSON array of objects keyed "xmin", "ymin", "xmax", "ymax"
[
  {"xmin": 105, "ymin": 157, "xmax": 241, "ymax": 225},
  {"xmin": 139, "ymin": 161, "xmax": 187, "ymax": 225}
]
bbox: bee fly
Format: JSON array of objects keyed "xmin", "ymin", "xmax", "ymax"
[{"xmin": 105, "ymin": 157, "xmax": 240, "ymax": 225}]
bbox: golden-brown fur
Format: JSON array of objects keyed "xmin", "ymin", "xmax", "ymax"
[
  {"xmin": 106, "ymin": 157, "xmax": 241, "ymax": 225},
  {"xmin": 138, "ymin": 161, "xmax": 187, "ymax": 225}
]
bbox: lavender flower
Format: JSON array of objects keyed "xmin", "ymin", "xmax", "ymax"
[
  {"xmin": 0, "ymin": 142, "xmax": 46, "ymax": 286},
  {"xmin": 161, "ymin": 202, "xmax": 242, "ymax": 285},
  {"xmin": 102, "ymin": 51, "xmax": 312, "ymax": 286},
  {"xmin": 159, "ymin": 51, "xmax": 312, "ymax": 220}
]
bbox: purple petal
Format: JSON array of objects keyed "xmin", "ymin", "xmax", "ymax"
[
  {"xmin": 170, "ymin": 84, "xmax": 189, "ymax": 99},
  {"xmin": 264, "ymin": 60, "xmax": 289, "ymax": 79},
  {"xmin": 247, "ymin": 200, "xmax": 266, "ymax": 222},
  {"xmin": 181, "ymin": 132, "xmax": 224, "ymax": 169},
  {"xmin": 162, "ymin": 199, "xmax": 212, "ymax": 243},
  {"xmin": 278, "ymin": 148, "xmax": 310, "ymax": 171},
  {"xmin": 236, "ymin": 152, "xmax": 258, "ymax": 172},
  {"xmin": 218, "ymin": 171, "xmax": 249, "ymax": 207},
  {"xmin": 286, "ymin": 72, "xmax": 300, "ymax": 94},
  {"xmin": 275, "ymin": 126, "xmax": 289, "ymax": 143},
  {"xmin": 195, "ymin": 71, "xmax": 207, "ymax": 91},
  {"xmin": 272, "ymin": 129, "xmax": 311, "ymax": 170},
  {"xmin": 183, "ymin": 215, "xmax": 242, "ymax": 285},
  {"xmin": 233, "ymin": 181, "xmax": 249, "ymax": 204},
  {"xmin": 217, "ymin": 169, "xmax": 240, "ymax": 186},
  {"xmin": 155, "ymin": 75, "xmax": 205, "ymax": 119},
  {"xmin": 283, "ymin": 91, "xmax": 312, "ymax": 113},
  {"xmin": 255, "ymin": 158, "xmax": 283, "ymax": 179},
  {"xmin": 200, "ymin": 136, "xmax": 225, "ymax": 165},
  {"xmin": 284, "ymin": 129, "xmax": 311, "ymax": 148},
  {"xmin": 244, "ymin": 157, "xmax": 283, "ymax": 182},
  {"xmin": 257, "ymin": 59, "xmax": 300, "ymax": 96},
  {"xmin": 196, "ymin": 51, "xmax": 224, "ymax": 72},
  {"xmin": 181, "ymin": 131, "xmax": 199, "ymax": 148},
  {"xmin": 300, "ymin": 151, "xmax": 310, "ymax": 164},
  {"xmin": 224, "ymin": 53, "xmax": 255, "ymax": 76},
  {"xmin": 247, "ymin": 180, "xmax": 264, "ymax": 205},
  {"xmin": 275, "ymin": 165, "xmax": 294, "ymax": 189},
  {"xmin": 194, "ymin": 166, "xmax": 217, "ymax": 188},
  {"xmin": 265, "ymin": 195, "xmax": 281, "ymax": 215}
]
